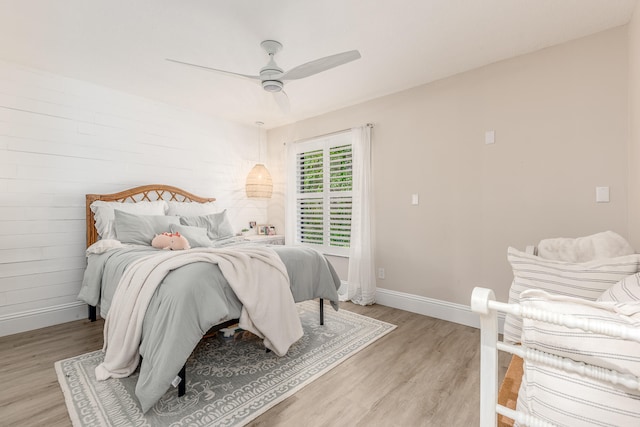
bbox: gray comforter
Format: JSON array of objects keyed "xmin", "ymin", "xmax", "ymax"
[{"xmin": 78, "ymin": 243, "xmax": 340, "ymax": 412}]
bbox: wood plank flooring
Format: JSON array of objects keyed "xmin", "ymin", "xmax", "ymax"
[{"xmin": 0, "ymin": 303, "xmax": 510, "ymax": 426}]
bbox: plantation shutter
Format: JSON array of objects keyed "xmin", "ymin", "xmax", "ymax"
[
  {"xmin": 296, "ymin": 148, "xmax": 324, "ymax": 245},
  {"xmin": 329, "ymin": 144, "xmax": 352, "ymax": 248},
  {"xmin": 294, "ymin": 132, "xmax": 352, "ymax": 255}
]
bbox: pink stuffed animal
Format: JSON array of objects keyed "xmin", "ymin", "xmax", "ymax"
[{"xmin": 152, "ymin": 232, "xmax": 190, "ymax": 250}]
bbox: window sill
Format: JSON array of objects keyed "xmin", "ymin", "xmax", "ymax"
[
  {"xmin": 322, "ymin": 252, "xmax": 349, "ymax": 259},
  {"xmin": 294, "ymin": 243, "xmax": 350, "ymax": 258}
]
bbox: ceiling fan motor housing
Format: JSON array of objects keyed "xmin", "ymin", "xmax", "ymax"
[{"xmin": 259, "ymin": 52, "xmax": 284, "ymax": 92}]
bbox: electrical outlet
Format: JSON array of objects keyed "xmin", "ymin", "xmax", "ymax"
[{"xmin": 378, "ymin": 268, "xmax": 385, "ymax": 279}]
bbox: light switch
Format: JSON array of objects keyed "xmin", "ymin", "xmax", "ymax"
[
  {"xmin": 596, "ymin": 186, "xmax": 610, "ymax": 203},
  {"xmin": 485, "ymin": 130, "xmax": 495, "ymax": 145},
  {"xmin": 411, "ymin": 194, "xmax": 419, "ymax": 205}
]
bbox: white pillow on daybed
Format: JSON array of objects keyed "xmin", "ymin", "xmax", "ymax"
[
  {"xmin": 521, "ymin": 289, "xmax": 640, "ymax": 377},
  {"xmin": 503, "ymin": 247, "xmax": 640, "ymax": 344},
  {"xmin": 599, "ymin": 272, "xmax": 640, "ymax": 302},
  {"xmin": 516, "ymin": 289, "xmax": 640, "ymax": 426}
]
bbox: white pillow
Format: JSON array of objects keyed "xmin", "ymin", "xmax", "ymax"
[
  {"xmin": 517, "ymin": 359, "xmax": 640, "ymax": 426},
  {"xmin": 521, "ymin": 289, "xmax": 640, "ymax": 377},
  {"xmin": 503, "ymin": 247, "xmax": 640, "ymax": 344},
  {"xmin": 86, "ymin": 239, "xmax": 124, "ymax": 255},
  {"xmin": 166, "ymin": 201, "xmax": 218, "ymax": 217},
  {"xmin": 537, "ymin": 231, "xmax": 634, "ymax": 262},
  {"xmin": 516, "ymin": 289, "xmax": 640, "ymax": 425},
  {"xmin": 598, "ymin": 272, "xmax": 640, "ymax": 302},
  {"xmin": 90, "ymin": 200, "xmax": 167, "ymax": 239}
]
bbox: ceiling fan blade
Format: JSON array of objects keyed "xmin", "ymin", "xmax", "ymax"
[
  {"xmin": 166, "ymin": 58, "xmax": 260, "ymax": 80},
  {"xmin": 273, "ymin": 90, "xmax": 291, "ymax": 114},
  {"xmin": 279, "ymin": 50, "xmax": 361, "ymax": 81}
]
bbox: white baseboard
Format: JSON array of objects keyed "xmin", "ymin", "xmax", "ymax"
[
  {"xmin": 0, "ymin": 301, "xmax": 87, "ymax": 337},
  {"xmin": 0, "ymin": 288, "xmax": 501, "ymax": 338},
  {"xmin": 375, "ymin": 287, "xmax": 505, "ymax": 333}
]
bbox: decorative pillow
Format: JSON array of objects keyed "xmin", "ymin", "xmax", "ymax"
[
  {"xmin": 503, "ymin": 247, "xmax": 640, "ymax": 344},
  {"xmin": 537, "ymin": 231, "xmax": 634, "ymax": 262},
  {"xmin": 151, "ymin": 232, "xmax": 190, "ymax": 250},
  {"xmin": 516, "ymin": 289, "xmax": 640, "ymax": 425},
  {"xmin": 598, "ymin": 273, "xmax": 640, "ymax": 302},
  {"xmin": 179, "ymin": 210, "xmax": 235, "ymax": 240},
  {"xmin": 516, "ymin": 358, "xmax": 640, "ymax": 426},
  {"xmin": 166, "ymin": 201, "xmax": 218, "ymax": 217},
  {"xmin": 114, "ymin": 209, "xmax": 179, "ymax": 246},
  {"xmin": 521, "ymin": 289, "xmax": 640, "ymax": 376},
  {"xmin": 170, "ymin": 224, "xmax": 213, "ymax": 248},
  {"xmin": 90, "ymin": 200, "xmax": 167, "ymax": 239},
  {"xmin": 86, "ymin": 239, "xmax": 124, "ymax": 256}
]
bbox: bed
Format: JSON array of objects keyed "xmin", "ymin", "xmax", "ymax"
[
  {"xmin": 471, "ymin": 234, "xmax": 640, "ymax": 426},
  {"xmin": 78, "ymin": 184, "xmax": 341, "ymax": 412}
]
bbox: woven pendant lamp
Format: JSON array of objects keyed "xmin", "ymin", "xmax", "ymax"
[
  {"xmin": 245, "ymin": 163, "xmax": 273, "ymax": 198},
  {"xmin": 246, "ymin": 122, "xmax": 273, "ymax": 198}
]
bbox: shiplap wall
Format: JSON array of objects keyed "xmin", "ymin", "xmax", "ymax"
[{"xmin": 0, "ymin": 60, "xmax": 269, "ymax": 336}]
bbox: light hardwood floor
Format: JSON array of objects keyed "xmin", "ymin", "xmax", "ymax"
[{"xmin": 0, "ymin": 303, "xmax": 510, "ymax": 426}]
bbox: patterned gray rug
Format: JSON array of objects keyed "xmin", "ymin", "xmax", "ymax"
[{"xmin": 55, "ymin": 301, "xmax": 395, "ymax": 426}]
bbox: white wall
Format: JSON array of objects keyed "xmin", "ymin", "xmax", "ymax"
[
  {"xmin": 0, "ymin": 60, "xmax": 267, "ymax": 336},
  {"xmin": 268, "ymin": 27, "xmax": 629, "ymax": 308}
]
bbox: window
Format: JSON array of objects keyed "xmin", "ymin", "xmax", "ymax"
[{"xmin": 292, "ymin": 131, "xmax": 352, "ymax": 255}]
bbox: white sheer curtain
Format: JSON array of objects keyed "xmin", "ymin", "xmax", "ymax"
[
  {"xmin": 284, "ymin": 142, "xmax": 297, "ymax": 245},
  {"xmin": 342, "ymin": 125, "xmax": 376, "ymax": 305}
]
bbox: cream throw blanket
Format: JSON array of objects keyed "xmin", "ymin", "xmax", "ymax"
[
  {"xmin": 537, "ymin": 231, "xmax": 634, "ymax": 262},
  {"xmin": 95, "ymin": 247, "xmax": 303, "ymax": 381}
]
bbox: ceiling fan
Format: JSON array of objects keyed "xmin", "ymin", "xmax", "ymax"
[{"xmin": 167, "ymin": 40, "xmax": 361, "ymax": 112}]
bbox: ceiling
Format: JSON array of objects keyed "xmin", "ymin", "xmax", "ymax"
[{"xmin": 0, "ymin": 0, "xmax": 637, "ymax": 129}]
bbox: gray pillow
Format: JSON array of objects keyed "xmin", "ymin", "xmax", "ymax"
[
  {"xmin": 170, "ymin": 224, "xmax": 214, "ymax": 248},
  {"xmin": 179, "ymin": 210, "xmax": 235, "ymax": 240},
  {"xmin": 114, "ymin": 209, "xmax": 179, "ymax": 246}
]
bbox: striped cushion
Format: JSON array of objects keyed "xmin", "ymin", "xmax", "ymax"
[
  {"xmin": 521, "ymin": 289, "xmax": 640, "ymax": 377},
  {"xmin": 516, "ymin": 363, "xmax": 640, "ymax": 427},
  {"xmin": 598, "ymin": 273, "xmax": 640, "ymax": 302},
  {"xmin": 503, "ymin": 247, "xmax": 640, "ymax": 344},
  {"xmin": 515, "ymin": 290, "xmax": 640, "ymax": 426}
]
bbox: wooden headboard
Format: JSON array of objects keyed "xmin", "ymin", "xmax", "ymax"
[{"xmin": 86, "ymin": 184, "xmax": 216, "ymax": 248}]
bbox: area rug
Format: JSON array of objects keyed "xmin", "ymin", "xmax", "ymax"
[{"xmin": 55, "ymin": 301, "xmax": 396, "ymax": 426}]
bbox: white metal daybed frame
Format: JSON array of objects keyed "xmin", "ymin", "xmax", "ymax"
[{"xmin": 471, "ymin": 287, "xmax": 640, "ymax": 427}]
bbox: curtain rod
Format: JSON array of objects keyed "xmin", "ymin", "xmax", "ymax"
[{"xmin": 284, "ymin": 123, "xmax": 373, "ymax": 145}]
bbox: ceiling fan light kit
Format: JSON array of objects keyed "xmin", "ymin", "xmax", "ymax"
[{"xmin": 262, "ymin": 80, "xmax": 283, "ymax": 93}]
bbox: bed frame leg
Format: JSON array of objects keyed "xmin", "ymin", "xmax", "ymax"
[
  {"xmin": 88, "ymin": 305, "xmax": 97, "ymax": 322},
  {"xmin": 178, "ymin": 364, "xmax": 186, "ymax": 397},
  {"xmin": 173, "ymin": 302, "xmax": 323, "ymax": 400}
]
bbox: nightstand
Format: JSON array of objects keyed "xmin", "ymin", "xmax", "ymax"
[{"xmin": 243, "ymin": 234, "xmax": 285, "ymax": 245}]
